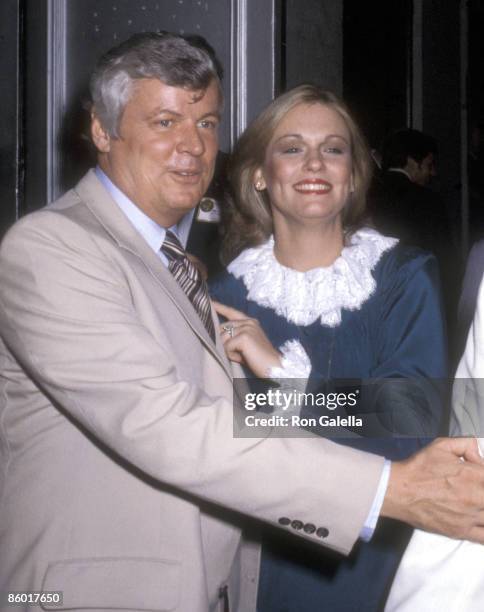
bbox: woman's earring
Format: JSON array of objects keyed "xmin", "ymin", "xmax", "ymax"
[{"xmin": 255, "ymin": 181, "xmax": 264, "ymax": 191}]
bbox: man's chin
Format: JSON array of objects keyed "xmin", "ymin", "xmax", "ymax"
[
  {"xmin": 171, "ymin": 188, "xmax": 208, "ymax": 211},
  {"xmin": 169, "ymin": 197, "xmax": 204, "ymax": 215}
]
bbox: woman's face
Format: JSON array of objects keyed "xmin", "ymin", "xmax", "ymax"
[{"xmin": 256, "ymin": 102, "xmax": 353, "ymax": 230}]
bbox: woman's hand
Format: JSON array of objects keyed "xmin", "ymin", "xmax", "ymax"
[{"xmin": 212, "ymin": 301, "xmax": 282, "ymax": 377}]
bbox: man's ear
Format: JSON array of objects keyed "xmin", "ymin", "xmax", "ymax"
[
  {"xmin": 91, "ymin": 114, "xmax": 111, "ymax": 153},
  {"xmin": 405, "ymin": 156, "xmax": 419, "ymax": 182}
]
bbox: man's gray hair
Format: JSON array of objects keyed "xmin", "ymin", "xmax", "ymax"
[{"xmin": 90, "ymin": 31, "xmax": 222, "ymax": 138}]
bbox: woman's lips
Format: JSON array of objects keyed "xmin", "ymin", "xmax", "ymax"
[{"xmin": 293, "ymin": 179, "xmax": 332, "ymax": 194}]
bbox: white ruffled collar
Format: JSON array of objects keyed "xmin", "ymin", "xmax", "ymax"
[{"xmin": 227, "ymin": 227, "xmax": 398, "ymax": 327}]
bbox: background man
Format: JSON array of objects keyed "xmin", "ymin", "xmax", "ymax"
[
  {"xmin": 370, "ymin": 128, "xmax": 450, "ymax": 249},
  {"xmin": 1, "ymin": 32, "xmax": 484, "ymax": 612},
  {"xmin": 370, "ymin": 128, "xmax": 457, "ymax": 339}
]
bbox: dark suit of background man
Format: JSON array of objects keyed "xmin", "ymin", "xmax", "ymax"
[
  {"xmin": 369, "ymin": 128, "xmax": 457, "ymax": 336},
  {"xmin": 2, "ymin": 32, "xmax": 484, "ymax": 612}
]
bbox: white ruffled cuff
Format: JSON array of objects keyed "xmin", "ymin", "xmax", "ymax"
[{"xmin": 268, "ymin": 339, "xmax": 311, "ymax": 379}]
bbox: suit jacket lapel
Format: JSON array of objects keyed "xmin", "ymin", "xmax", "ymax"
[{"xmin": 74, "ymin": 170, "xmax": 233, "ymax": 378}]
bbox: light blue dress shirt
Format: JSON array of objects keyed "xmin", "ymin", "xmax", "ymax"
[
  {"xmin": 95, "ymin": 166, "xmax": 195, "ymax": 266},
  {"xmin": 361, "ymin": 460, "xmax": 390, "ymax": 541}
]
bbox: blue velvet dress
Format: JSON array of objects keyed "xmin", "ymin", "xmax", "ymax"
[{"xmin": 210, "ymin": 230, "xmax": 447, "ymax": 612}]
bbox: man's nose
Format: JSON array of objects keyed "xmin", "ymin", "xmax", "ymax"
[{"xmin": 177, "ymin": 123, "xmax": 205, "ymax": 156}]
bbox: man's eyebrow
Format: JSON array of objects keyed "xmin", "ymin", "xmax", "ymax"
[
  {"xmin": 198, "ymin": 110, "xmax": 222, "ymax": 121},
  {"xmin": 146, "ymin": 109, "xmax": 221, "ymax": 121},
  {"xmin": 147, "ymin": 108, "xmax": 183, "ymax": 118}
]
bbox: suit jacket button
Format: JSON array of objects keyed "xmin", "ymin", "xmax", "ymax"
[
  {"xmin": 303, "ymin": 523, "xmax": 316, "ymax": 534},
  {"xmin": 278, "ymin": 517, "xmax": 291, "ymax": 526},
  {"xmin": 316, "ymin": 527, "xmax": 329, "ymax": 538},
  {"xmin": 291, "ymin": 519, "xmax": 303, "ymax": 530}
]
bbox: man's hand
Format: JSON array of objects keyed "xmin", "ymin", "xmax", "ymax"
[
  {"xmin": 382, "ymin": 437, "xmax": 484, "ymax": 543},
  {"xmin": 212, "ymin": 301, "xmax": 282, "ymax": 377}
]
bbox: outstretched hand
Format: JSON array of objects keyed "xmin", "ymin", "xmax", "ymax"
[
  {"xmin": 383, "ymin": 437, "xmax": 484, "ymax": 543},
  {"xmin": 212, "ymin": 301, "xmax": 282, "ymax": 378}
]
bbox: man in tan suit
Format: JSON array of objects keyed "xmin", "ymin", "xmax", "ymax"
[{"xmin": 1, "ymin": 32, "xmax": 484, "ymax": 612}]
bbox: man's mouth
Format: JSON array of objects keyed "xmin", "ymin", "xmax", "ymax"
[
  {"xmin": 293, "ymin": 179, "xmax": 333, "ymax": 194},
  {"xmin": 170, "ymin": 169, "xmax": 203, "ymax": 184}
]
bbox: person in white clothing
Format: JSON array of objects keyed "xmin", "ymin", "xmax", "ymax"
[{"xmin": 385, "ymin": 278, "xmax": 484, "ymax": 612}]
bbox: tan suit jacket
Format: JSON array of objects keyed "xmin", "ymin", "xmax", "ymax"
[{"xmin": 0, "ymin": 170, "xmax": 384, "ymax": 611}]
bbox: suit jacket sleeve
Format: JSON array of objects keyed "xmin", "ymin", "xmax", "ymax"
[{"xmin": 0, "ymin": 210, "xmax": 385, "ymax": 555}]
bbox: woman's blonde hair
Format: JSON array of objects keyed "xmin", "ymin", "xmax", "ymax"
[{"xmin": 222, "ymin": 85, "xmax": 373, "ymax": 263}]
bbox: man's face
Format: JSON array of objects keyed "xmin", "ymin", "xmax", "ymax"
[
  {"xmin": 414, "ymin": 152, "xmax": 436, "ymax": 186},
  {"xmin": 94, "ymin": 78, "xmax": 221, "ymax": 227}
]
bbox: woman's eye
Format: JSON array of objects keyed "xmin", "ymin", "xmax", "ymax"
[
  {"xmin": 158, "ymin": 119, "xmax": 173, "ymax": 128},
  {"xmin": 324, "ymin": 147, "xmax": 344, "ymax": 155},
  {"xmin": 283, "ymin": 146, "xmax": 301, "ymax": 154}
]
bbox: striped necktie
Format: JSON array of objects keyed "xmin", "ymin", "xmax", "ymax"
[{"xmin": 161, "ymin": 230, "xmax": 215, "ymax": 342}]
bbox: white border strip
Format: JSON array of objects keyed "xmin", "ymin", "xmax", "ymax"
[
  {"xmin": 230, "ymin": 0, "xmax": 248, "ymax": 147},
  {"xmin": 460, "ymin": 0, "xmax": 469, "ymax": 257},
  {"xmin": 46, "ymin": 0, "xmax": 66, "ymax": 203},
  {"xmin": 270, "ymin": 0, "xmax": 276, "ymax": 100},
  {"xmin": 15, "ymin": 3, "xmax": 22, "ymax": 219}
]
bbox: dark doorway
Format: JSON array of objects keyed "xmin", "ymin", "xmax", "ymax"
[{"xmin": 343, "ymin": 0, "xmax": 412, "ymax": 150}]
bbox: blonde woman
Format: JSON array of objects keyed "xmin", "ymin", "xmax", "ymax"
[{"xmin": 211, "ymin": 85, "xmax": 447, "ymax": 611}]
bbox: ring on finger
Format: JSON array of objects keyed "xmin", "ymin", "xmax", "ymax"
[{"xmin": 222, "ymin": 323, "xmax": 235, "ymax": 338}]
